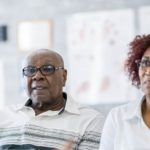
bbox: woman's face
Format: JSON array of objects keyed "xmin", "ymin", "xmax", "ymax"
[{"xmin": 139, "ymin": 47, "xmax": 150, "ymax": 96}]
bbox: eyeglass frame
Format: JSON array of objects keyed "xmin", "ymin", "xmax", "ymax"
[{"xmin": 22, "ymin": 64, "xmax": 64, "ymax": 77}]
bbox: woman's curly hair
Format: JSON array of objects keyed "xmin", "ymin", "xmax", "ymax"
[{"xmin": 125, "ymin": 34, "xmax": 150, "ymax": 88}]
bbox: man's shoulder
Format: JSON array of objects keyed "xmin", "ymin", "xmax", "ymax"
[
  {"xmin": 67, "ymin": 94, "xmax": 104, "ymax": 118},
  {"xmin": 75, "ymin": 102, "xmax": 104, "ymax": 121},
  {"xmin": 79, "ymin": 104, "xmax": 100, "ymax": 115},
  {"xmin": 0, "ymin": 103, "xmax": 24, "ymax": 112}
]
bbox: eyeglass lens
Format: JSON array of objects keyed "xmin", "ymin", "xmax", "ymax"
[
  {"xmin": 137, "ymin": 58, "xmax": 150, "ymax": 68},
  {"xmin": 23, "ymin": 65, "xmax": 56, "ymax": 76}
]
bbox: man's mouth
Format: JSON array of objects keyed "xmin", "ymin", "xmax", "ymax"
[{"xmin": 32, "ymin": 86, "xmax": 46, "ymax": 90}]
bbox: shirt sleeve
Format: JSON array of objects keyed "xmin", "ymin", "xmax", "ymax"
[
  {"xmin": 99, "ymin": 110, "xmax": 116, "ymax": 150},
  {"xmin": 78, "ymin": 113, "xmax": 105, "ymax": 150}
]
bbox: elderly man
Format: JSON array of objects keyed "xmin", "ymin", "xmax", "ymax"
[{"xmin": 0, "ymin": 49, "xmax": 104, "ymax": 150}]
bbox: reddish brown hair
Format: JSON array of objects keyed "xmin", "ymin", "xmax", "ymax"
[{"xmin": 125, "ymin": 34, "xmax": 150, "ymax": 88}]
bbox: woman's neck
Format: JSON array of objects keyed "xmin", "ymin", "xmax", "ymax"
[{"xmin": 142, "ymin": 96, "xmax": 150, "ymax": 128}]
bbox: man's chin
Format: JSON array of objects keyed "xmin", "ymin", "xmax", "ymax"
[{"xmin": 32, "ymin": 95, "xmax": 50, "ymax": 103}]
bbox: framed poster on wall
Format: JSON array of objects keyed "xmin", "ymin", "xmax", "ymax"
[
  {"xmin": 17, "ymin": 20, "xmax": 52, "ymax": 51},
  {"xmin": 67, "ymin": 9, "xmax": 140, "ymax": 105}
]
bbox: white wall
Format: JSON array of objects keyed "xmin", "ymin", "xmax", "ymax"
[{"xmin": 0, "ymin": 0, "xmax": 149, "ymax": 115}]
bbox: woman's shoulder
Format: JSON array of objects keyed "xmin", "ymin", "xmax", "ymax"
[{"xmin": 107, "ymin": 100, "xmax": 140, "ymax": 121}]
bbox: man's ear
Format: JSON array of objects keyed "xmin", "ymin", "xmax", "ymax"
[{"xmin": 63, "ymin": 69, "xmax": 67, "ymax": 87}]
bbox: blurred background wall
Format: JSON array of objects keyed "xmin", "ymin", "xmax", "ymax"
[{"xmin": 0, "ymin": 0, "xmax": 150, "ymax": 115}]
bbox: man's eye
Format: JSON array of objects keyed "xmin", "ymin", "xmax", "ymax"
[
  {"xmin": 28, "ymin": 68, "xmax": 36, "ymax": 73},
  {"xmin": 43, "ymin": 66, "xmax": 54, "ymax": 72},
  {"xmin": 44, "ymin": 68, "xmax": 52, "ymax": 72}
]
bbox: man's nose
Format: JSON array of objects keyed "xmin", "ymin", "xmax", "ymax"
[{"xmin": 32, "ymin": 70, "xmax": 45, "ymax": 80}]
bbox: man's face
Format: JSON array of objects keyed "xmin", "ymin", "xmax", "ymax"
[{"xmin": 23, "ymin": 52, "xmax": 67, "ymax": 105}]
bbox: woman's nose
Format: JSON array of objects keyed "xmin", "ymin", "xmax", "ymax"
[{"xmin": 145, "ymin": 67, "xmax": 150, "ymax": 76}]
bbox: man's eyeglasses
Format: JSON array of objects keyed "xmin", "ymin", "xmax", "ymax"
[
  {"xmin": 22, "ymin": 65, "xmax": 64, "ymax": 77},
  {"xmin": 135, "ymin": 59, "xmax": 150, "ymax": 69}
]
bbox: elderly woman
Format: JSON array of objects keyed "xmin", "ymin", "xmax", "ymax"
[{"xmin": 99, "ymin": 34, "xmax": 150, "ymax": 150}]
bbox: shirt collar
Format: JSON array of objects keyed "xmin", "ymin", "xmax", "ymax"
[
  {"xmin": 123, "ymin": 95, "xmax": 145, "ymax": 121},
  {"xmin": 14, "ymin": 92, "xmax": 81, "ymax": 115},
  {"xmin": 64, "ymin": 94, "xmax": 80, "ymax": 115}
]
